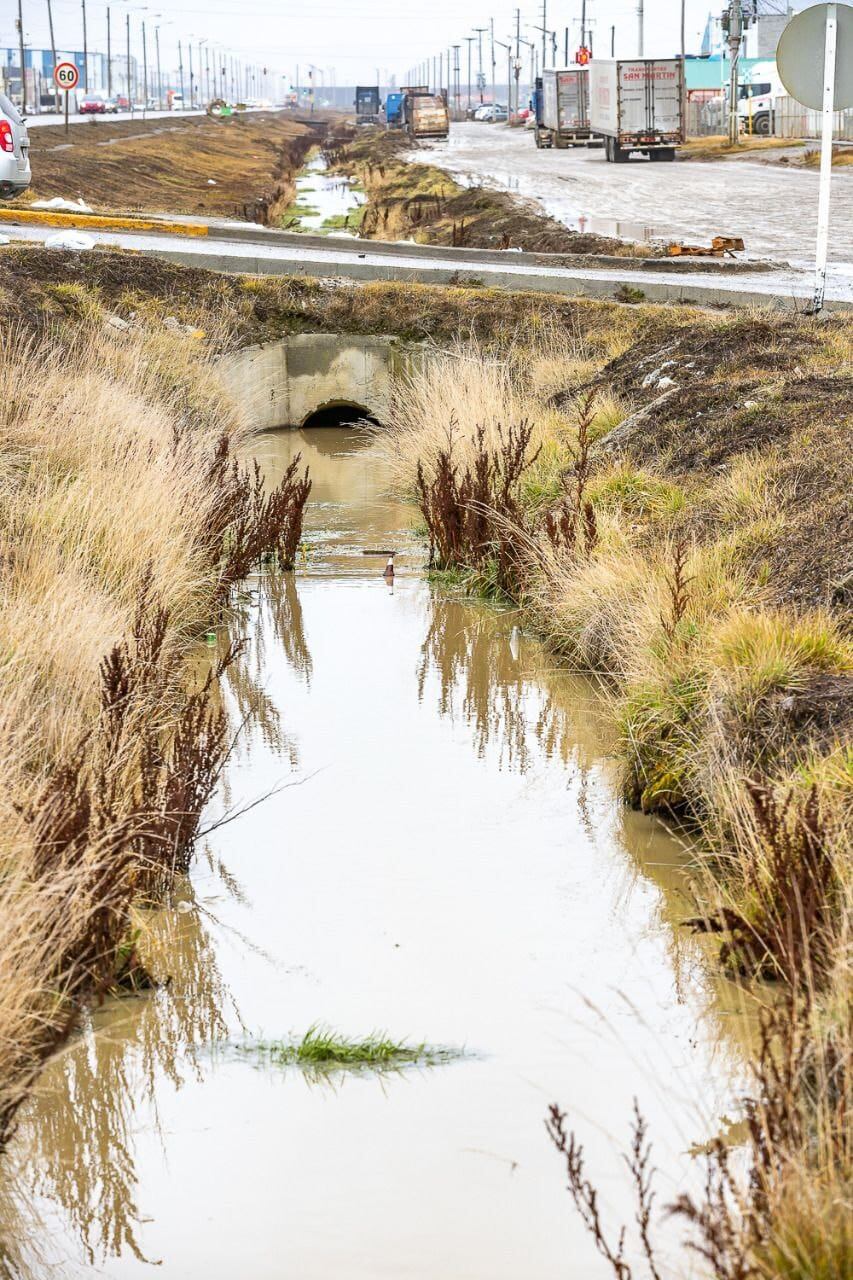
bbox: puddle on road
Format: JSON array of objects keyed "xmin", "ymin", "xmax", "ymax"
[
  {"xmin": 1, "ymin": 428, "xmax": 753, "ymax": 1279},
  {"xmin": 284, "ymin": 152, "xmax": 366, "ymax": 235}
]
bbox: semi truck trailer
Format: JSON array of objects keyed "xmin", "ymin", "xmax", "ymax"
[
  {"xmin": 403, "ymin": 89, "xmax": 449, "ymax": 140},
  {"xmin": 589, "ymin": 59, "xmax": 685, "ymax": 162},
  {"xmin": 354, "ymin": 85, "xmax": 381, "ymax": 125},
  {"xmin": 534, "ymin": 67, "xmax": 593, "ymax": 148}
]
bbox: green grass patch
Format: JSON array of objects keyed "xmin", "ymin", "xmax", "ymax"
[{"xmin": 236, "ymin": 1024, "xmax": 459, "ymax": 1073}]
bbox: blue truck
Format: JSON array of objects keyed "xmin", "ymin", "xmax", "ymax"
[{"xmin": 385, "ymin": 91, "xmax": 405, "ymax": 128}]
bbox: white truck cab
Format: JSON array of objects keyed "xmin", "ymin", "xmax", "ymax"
[{"xmin": 737, "ymin": 60, "xmax": 785, "ymax": 135}]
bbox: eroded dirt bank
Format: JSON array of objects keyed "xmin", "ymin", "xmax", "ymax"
[{"xmin": 323, "ymin": 124, "xmax": 656, "ymax": 256}]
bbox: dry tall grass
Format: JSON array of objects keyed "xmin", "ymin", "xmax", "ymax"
[{"xmin": 0, "ymin": 322, "xmax": 306, "ymax": 1142}]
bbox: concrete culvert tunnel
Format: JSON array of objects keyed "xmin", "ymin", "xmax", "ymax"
[
  {"xmin": 217, "ymin": 334, "xmax": 419, "ymax": 433},
  {"xmin": 301, "ymin": 402, "xmax": 380, "ymax": 430}
]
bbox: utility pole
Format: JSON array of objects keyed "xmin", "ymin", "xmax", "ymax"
[
  {"xmin": 16, "ymin": 0, "xmax": 26, "ymax": 113},
  {"xmin": 47, "ymin": 0, "xmax": 59, "ymax": 111},
  {"xmin": 514, "ymin": 8, "xmax": 521, "ymax": 114},
  {"xmin": 611, "ymin": 24, "xmax": 615, "ymax": 56},
  {"xmin": 474, "ymin": 27, "xmax": 487, "ymax": 103},
  {"xmin": 637, "ymin": 0, "xmax": 644, "ymax": 57},
  {"xmin": 452, "ymin": 44, "xmax": 460, "ymax": 116},
  {"xmin": 726, "ymin": 0, "xmax": 744, "ymax": 145},
  {"xmin": 490, "ymin": 17, "xmax": 497, "ymax": 113},
  {"xmin": 565, "ymin": 27, "xmax": 569, "ymax": 64},
  {"xmin": 142, "ymin": 20, "xmax": 147, "ymax": 112},
  {"xmin": 581, "ymin": 0, "xmax": 587, "ymax": 51},
  {"xmin": 188, "ymin": 41, "xmax": 193, "ymax": 109},
  {"xmin": 465, "ymin": 35, "xmax": 474, "ymax": 110},
  {"xmin": 540, "ymin": 0, "xmax": 547, "ymax": 71},
  {"xmin": 155, "ymin": 24, "xmax": 161, "ymax": 109},
  {"xmin": 125, "ymin": 10, "xmax": 131, "ymax": 110},
  {"xmin": 82, "ymin": 0, "xmax": 88, "ymax": 91},
  {"xmin": 178, "ymin": 39, "xmax": 185, "ymax": 108},
  {"xmin": 106, "ymin": 6, "xmax": 111, "ymax": 97}
]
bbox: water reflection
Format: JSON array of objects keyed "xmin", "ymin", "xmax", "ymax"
[{"xmin": 7, "ymin": 904, "xmax": 232, "ymax": 1271}]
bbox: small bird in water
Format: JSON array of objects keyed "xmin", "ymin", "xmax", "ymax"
[{"xmin": 383, "ymin": 555, "xmax": 395, "ymax": 583}]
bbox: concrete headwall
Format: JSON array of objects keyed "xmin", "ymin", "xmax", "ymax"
[{"xmin": 218, "ymin": 333, "xmax": 413, "ymax": 431}]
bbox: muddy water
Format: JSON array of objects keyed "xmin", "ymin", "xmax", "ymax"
[
  {"xmin": 2, "ymin": 428, "xmax": 750, "ymax": 1279},
  {"xmin": 289, "ymin": 153, "xmax": 365, "ymax": 234}
]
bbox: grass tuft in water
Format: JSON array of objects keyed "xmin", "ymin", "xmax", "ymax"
[{"xmin": 238, "ymin": 1024, "xmax": 458, "ymax": 1072}]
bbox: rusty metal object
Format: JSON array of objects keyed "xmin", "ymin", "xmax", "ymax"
[{"xmin": 667, "ymin": 235, "xmax": 745, "ymax": 257}]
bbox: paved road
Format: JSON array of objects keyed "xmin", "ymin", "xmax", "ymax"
[
  {"xmin": 414, "ymin": 123, "xmax": 853, "ymax": 287},
  {"xmin": 5, "ymin": 215, "xmax": 851, "ymax": 309}
]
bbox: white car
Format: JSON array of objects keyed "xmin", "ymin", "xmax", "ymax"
[{"xmin": 0, "ymin": 91, "xmax": 30, "ymax": 199}]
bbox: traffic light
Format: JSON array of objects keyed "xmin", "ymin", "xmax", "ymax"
[{"xmin": 576, "ymin": 46, "xmax": 591, "ymax": 65}]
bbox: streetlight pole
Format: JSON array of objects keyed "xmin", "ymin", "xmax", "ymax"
[
  {"xmin": 490, "ymin": 17, "xmax": 496, "ymax": 113},
  {"xmin": 106, "ymin": 6, "xmax": 112, "ymax": 97},
  {"xmin": 638, "ymin": 0, "xmax": 644, "ymax": 57},
  {"xmin": 465, "ymin": 35, "xmax": 474, "ymax": 110},
  {"xmin": 474, "ymin": 27, "xmax": 487, "ymax": 103},
  {"xmin": 178, "ymin": 38, "xmax": 184, "ymax": 108}
]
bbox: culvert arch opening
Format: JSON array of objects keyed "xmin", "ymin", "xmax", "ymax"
[{"xmin": 301, "ymin": 402, "xmax": 381, "ymax": 430}]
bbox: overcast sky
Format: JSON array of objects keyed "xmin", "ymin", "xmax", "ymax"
[{"xmin": 5, "ymin": 0, "xmax": 719, "ymax": 83}]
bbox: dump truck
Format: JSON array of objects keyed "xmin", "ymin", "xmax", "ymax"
[
  {"xmin": 534, "ymin": 67, "xmax": 592, "ymax": 148},
  {"xmin": 589, "ymin": 59, "xmax": 685, "ymax": 161},
  {"xmin": 402, "ymin": 89, "xmax": 449, "ymax": 140},
  {"xmin": 354, "ymin": 85, "xmax": 381, "ymax": 125}
]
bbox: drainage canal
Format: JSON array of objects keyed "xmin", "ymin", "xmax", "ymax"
[{"xmin": 301, "ymin": 402, "xmax": 380, "ymax": 430}]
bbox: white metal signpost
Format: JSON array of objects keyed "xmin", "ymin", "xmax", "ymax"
[
  {"xmin": 777, "ymin": 3, "xmax": 853, "ymax": 312},
  {"xmin": 53, "ymin": 60, "xmax": 80, "ymax": 136}
]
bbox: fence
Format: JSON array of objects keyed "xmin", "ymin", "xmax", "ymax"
[
  {"xmin": 772, "ymin": 95, "xmax": 853, "ymax": 141},
  {"xmin": 686, "ymin": 93, "xmax": 853, "ymax": 141}
]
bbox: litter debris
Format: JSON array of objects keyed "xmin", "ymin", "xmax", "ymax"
[
  {"xmin": 43, "ymin": 230, "xmax": 94, "ymax": 251},
  {"xmin": 207, "ymin": 179, "xmax": 217, "ymax": 186},
  {"xmin": 667, "ymin": 235, "xmax": 745, "ymax": 258},
  {"xmin": 0, "ymin": 234, "xmax": 10, "ymax": 246},
  {"xmin": 104, "ymin": 313, "xmax": 130, "ymax": 331},
  {"xmin": 32, "ymin": 196, "xmax": 93, "ymax": 213},
  {"xmin": 163, "ymin": 315, "xmax": 180, "ymax": 329}
]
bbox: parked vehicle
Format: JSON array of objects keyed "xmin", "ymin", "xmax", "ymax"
[
  {"xmin": 0, "ymin": 91, "xmax": 30, "ymax": 199},
  {"xmin": 737, "ymin": 60, "xmax": 784, "ymax": 135},
  {"xmin": 402, "ymin": 89, "xmax": 449, "ymax": 139},
  {"xmin": 534, "ymin": 67, "xmax": 592, "ymax": 148},
  {"xmin": 474, "ymin": 102, "xmax": 508, "ymax": 121},
  {"xmin": 114, "ymin": 94, "xmax": 131, "ymax": 111},
  {"xmin": 354, "ymin": 85, "xmax": 381, "ymax": 125},
  {"xmin": 589, "ymin": 58, "xmax": 685, "ymax": 161},
  {"xmin": 385, "ymin": 91, "xmax": 405, "ymax": 128},
  {"xmin": 103, "ymin": 97, "xmax": 119, "ymax": 113}
]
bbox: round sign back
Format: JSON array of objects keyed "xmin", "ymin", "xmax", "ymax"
[{"xmin": 777, "ymin": 2, "xmax": 853, "ymax": 111}]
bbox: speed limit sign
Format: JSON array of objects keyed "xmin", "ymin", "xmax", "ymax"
[
  {"xmin": 54, "ymin": 61, "xmax": 79, "ymax": 91},
  {"xmin": 53, "ymin": 61, "xmax": 80, "ymax": 133}
]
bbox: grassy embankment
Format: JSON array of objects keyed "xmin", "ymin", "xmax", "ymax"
[
  {"xmin": 0, "ymin": 296, "xmax": 310, "ymax": 1143},
  {"xmin": 322, "ymin": 125, "xmax": 657, "ymax": 256},
  {"xmin": 25, "ymin": 111, "xmax": 325, "ymax": 222},
  {"xmin": 375, "ymin": 313, "xmax": 852, "ymax": 1277}
]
